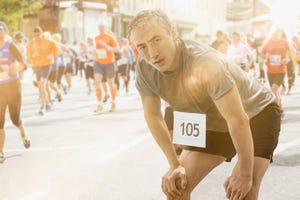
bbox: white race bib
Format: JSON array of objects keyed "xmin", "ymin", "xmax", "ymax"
[
  {"xmin": 269, "ymin": 55, "xmax": 282, "ymax": 66},
  {"xmin": 173, "ymin": 111, "xmax": 206, "ymax": 148},
  {"xmin": 96, "ymin": 49, "xmax": 107, "ymax": 59}
]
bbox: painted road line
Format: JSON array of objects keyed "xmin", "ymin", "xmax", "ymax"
[{"xmin": 20, "ymin": 189, "xmax": 49, "ymax": 200}]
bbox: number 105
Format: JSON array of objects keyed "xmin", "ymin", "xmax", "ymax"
[{"xmin": 180, "ymin": 122, "xmax": 200, "ymax": 137}]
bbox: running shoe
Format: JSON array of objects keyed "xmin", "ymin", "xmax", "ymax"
[
  {"xmin": 22, "ymin": 136, "xmax": 31, "ymax": 149},
  {"xmin": 87, "ymin": 89, "xmax": 92, "ymax": 95},
  {"xmin": 45, "ymin": 104, "xmax": 52, "ymax": 112},
  {"xmin": 63, "ymin": 85, "xmax": 68, "ymax": 94},
  {"xmin": 0, "ymin": 152, "xmax": 5, "ymax": 164},
  {"xmin": 38, "ymin": 108, "xmax": 44, "ymax": 116},
  {"xmin": 57, "ymin": 93, "xmax": 62, "ymax": 102},
  {"xmin": 103, "ymin": 95, "xmax": 110, "ymax": 103},
  {"xmin": 94, "ymin": 104, "xmax": 104, "ymax": 114},
  {"xmin": 109, "ymin": 102, "xmax": 116, "ymax": 112}
]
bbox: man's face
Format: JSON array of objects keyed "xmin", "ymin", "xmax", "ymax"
[
  {"xmin": 216, "ymin": 33, "xmax": 224, "ymax": 41},
  {"xmin": 98, "ymin": 25, "xmax": 105, "ymax": 34},
  {"xmin": 130, "ymin": 20, "xmax": 178, "ymax": 72},
  {"xmin": 232, "ymin": 34, "xmax": 240, "ymax": 44},
  {"xmin": 33, "ymin": 31, "xmax": 41, "ymax": 38}
]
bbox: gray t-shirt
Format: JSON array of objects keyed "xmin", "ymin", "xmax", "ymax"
[{"xmin": 135, "ymin": 40, "xmax": 276, "ymax": 132}]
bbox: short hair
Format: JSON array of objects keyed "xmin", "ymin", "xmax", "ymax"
[
  {"xmin": 14, "ymin": 31, "xmax": 24, "ymax": 42},
  {"xmin": 98, "ymin": 20, "xmax": 107, "ymax": 28},
  {"xmin": 232, "ymin": 32, "xmax": 240, "ymax": 38},
  {"xmin": 127, "ymin": 9, "xmax": 173, "ymax": 38},
  {"xmin": 34, "ymin": 26, "xmax": 43, "ymax": 33},
  {"xmin": 216, "ymin": 30, "xmax": 224, "ymax": 36}
]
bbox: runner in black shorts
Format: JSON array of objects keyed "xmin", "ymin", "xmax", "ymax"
[
  {"xmin": 0, "ymin": 21, "xmax": 31, "ymax": 164},
  {"xmin": 128, "ymin": 10, "xmax": 281, "ymax": 200}
]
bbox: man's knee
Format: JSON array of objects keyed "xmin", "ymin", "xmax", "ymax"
[{"xmin": 176, "ymin": 178, "xmax": 192, "ymax": 199}]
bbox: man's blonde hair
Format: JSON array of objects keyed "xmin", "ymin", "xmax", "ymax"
[{"xmin": 127, "ymin": 9, "xmax": 173, "ymax": 39}]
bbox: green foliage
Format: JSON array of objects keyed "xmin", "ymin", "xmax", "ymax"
[{"xmin": 0, "ymin": 0, "xmax": 44, "ymax": 31}]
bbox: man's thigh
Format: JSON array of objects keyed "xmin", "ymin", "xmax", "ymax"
[{"xmin": 177, "ymin": 151, "xmax": 225, "ymax": 196}]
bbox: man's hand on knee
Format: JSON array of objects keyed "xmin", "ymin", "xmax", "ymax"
[
  {"xmin": 224, "ymin": 175, "xmax": 252, "ymax": 200},
  {"xmin": 161, "ymin": 165, "xmax": 187, "ymax": 199}
]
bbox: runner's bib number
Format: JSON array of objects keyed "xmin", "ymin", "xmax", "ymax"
[
  {"xmin": 269, "ymin": 55, "xmax": 282, "ymax": 66},
  {"xmin": 173, "ymin": 111, "xmax": 206, "ymax": 148},
  {"xmin": 96, "ymin": 49, "xmax": 107, "ymax": 59}
]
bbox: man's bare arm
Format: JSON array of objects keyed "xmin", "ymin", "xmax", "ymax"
[{"xmin": 141, "ymin": 94, "xmax": 180, "ymax": 167}]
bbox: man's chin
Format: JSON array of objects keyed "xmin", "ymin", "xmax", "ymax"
[{"xmin": 155, "ymin": 66, "xmax": 167, "ymax": 72}]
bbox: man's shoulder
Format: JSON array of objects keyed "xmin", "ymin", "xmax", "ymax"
[
  {"xmin": 182, "ymin": 39, "xmax": 221, "ymax": 65},
  {"xmin": 183, "ymin": 39, "xmax": 215, "ymax": 56},
  {"xmin": 136, "ymin": 58, "xmax": 151, "ymax": 71},
  {"xmin": 136, "ymin": 59, "xmax": 161, "ymax": 81}
]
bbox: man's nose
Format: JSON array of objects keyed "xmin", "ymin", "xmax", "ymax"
[{"xmin": 149, "ymin": 45, "xmax": 159, "ymax": 59}]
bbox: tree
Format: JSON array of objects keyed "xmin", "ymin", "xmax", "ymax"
[{"xmin": 0, "ymin": 0, "xmax": 44, "ymax": 32}]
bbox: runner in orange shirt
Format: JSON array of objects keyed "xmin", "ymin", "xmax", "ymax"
[
  {"xmin": 93, "ymin": 22, "xmax": 119, "ymax": 113},
  {"xmin": 26, "ymin": 26, "xmax": 60, "ymax": 115}
]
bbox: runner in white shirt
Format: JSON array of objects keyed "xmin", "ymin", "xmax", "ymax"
[{"xmin": 227, "ymin": 32, "xmax": 253, "ymax": 72}]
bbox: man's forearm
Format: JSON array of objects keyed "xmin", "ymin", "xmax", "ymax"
[
  {"xmin": 145, "ymin": 113, "xmax": 180, "ymax": 167},
  {"xmin": 228, "ymin": 121, "xmax": 254, "ymax": 177}
]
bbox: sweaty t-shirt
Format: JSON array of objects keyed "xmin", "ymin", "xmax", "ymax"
[{"xmin": 135, "ymin": 40, "xmax": 276, "ymax": 132}]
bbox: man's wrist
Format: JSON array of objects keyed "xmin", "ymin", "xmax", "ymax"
[{"xmin": 169, "ymin": 159, "xmax": 180, "ymax": 168}]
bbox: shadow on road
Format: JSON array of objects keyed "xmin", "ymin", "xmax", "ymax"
[{"xmin": 273, "ymin": 154, "xmax": 300, "ymax": 166}]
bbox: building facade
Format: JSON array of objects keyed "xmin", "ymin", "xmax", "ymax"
[{"xmin": 23, "ymin": 0, "xmax": 227, "ymax": 43}]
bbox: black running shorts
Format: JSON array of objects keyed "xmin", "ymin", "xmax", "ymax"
[
  {"xmin": 166, "ymin": 103, "xmax": 281, "ymax": 162},
  {"xmin": 267, "ymin": 73, "xmax": 285, "ymax": 87}
]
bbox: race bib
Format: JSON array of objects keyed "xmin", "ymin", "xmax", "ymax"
[
  {"xmin": 173, "ymin": 111, "xmax": 206, "ymax": 148},
  {"xmin": 269, "ymin": 55, "xmax": 282, "ymax": 66},
  {"xmin": 96, "ymin": 49, "xmax": 107, "ymax": 59}
]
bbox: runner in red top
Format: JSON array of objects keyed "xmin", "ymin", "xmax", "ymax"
[{"xmin": 262, "ymin": 28, "xmax": 294, "ymax": 116}]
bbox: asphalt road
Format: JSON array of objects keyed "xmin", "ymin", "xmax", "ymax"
[{"xmin": 0, "ymin": 71, "xmax": 299, "ymax": 200}]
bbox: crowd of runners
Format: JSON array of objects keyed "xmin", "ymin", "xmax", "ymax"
[{"xmin": 0, "ymin": 20, "xmax": 139, "ymax": 164}]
